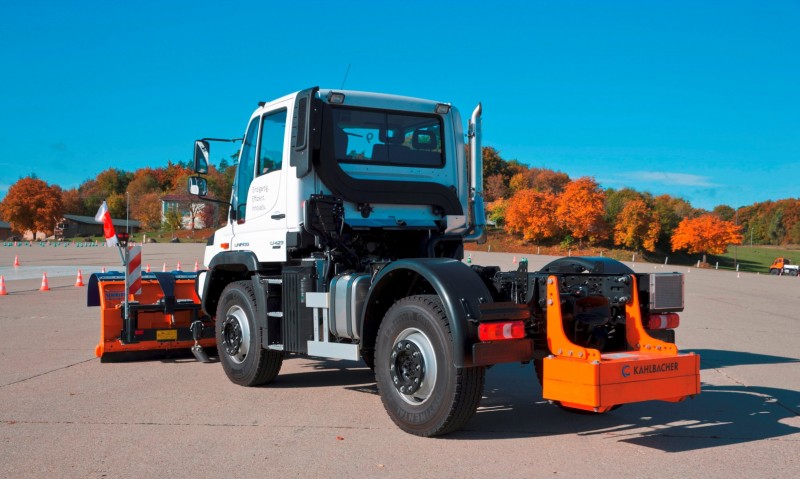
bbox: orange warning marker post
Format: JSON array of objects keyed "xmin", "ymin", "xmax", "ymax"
[
  {"xmin": 176, "ymin": 261, "xmax": 182, "ymax": 271},
  {"xmin": 193, "ymin": 260, "xmax": 199, "ymax": 272},
  {"xmin": 162, "ymin": 263, "xmax": 167, "ymax": 272},
  {"xmin": 40, "ymin": 272, "xmax": 50, "ymax": 291},
  {"xmin": 75, "ymin": 270, "xmax": 85, "ymax": 287},
  {"xmin": 0, "ymin": 276, "xmax": 7, "ymax": 296}
]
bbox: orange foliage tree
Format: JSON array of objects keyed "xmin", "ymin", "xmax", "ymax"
[
  {"xmin": 0, "ymin": 176, "xmax": 64, "ymax": 235},
  {"xmin": 554, "ymin": 177, "xmax": 607, "ymax": 244},
  {"xmin": 671, "ymin": 214, "xmax": 743, "ymax": 263},
  {"xmin": 504, "ymin": 189, "xmax": 559, "ymax": 242},
  {"xmin": 613, "ymin": 198, "xmax": 661, "ymax": 252}
]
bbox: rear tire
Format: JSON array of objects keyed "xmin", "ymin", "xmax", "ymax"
[
  {"xmin": 375, "ymin": 295, "xmax": 485, "ymax": 437},
  {"xmin": 216, "ymin": 280, "xmax": 283, "ymax": 386}
]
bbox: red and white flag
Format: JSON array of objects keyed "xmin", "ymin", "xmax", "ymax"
[{"xmin": 94, "ymin": 201, "xmax": 118, "ymax": 246}]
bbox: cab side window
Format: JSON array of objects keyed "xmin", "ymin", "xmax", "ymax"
[
  {"xmin": 233, "ymin": 117, "xmax": 260, "ymax": 222},
  {"xmin": 258, "ymin": 109, "xmax": 287, "ymax": 176}
]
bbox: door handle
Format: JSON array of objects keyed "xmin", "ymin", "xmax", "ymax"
[{"xmin": 271, "ymin": 213, "xmax": 285, "ymax": 220}]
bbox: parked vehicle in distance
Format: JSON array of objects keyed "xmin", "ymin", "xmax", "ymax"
[{"xmin": 769, "ymin": 257, "xmax": 799, "ymax": 276}]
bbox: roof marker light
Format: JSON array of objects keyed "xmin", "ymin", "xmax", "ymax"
[
  {"xmin": 434, "ymin": 103, "xmax": 451, "ymax": 114},
  {"xmin": 328, "ymin": 92, "xmax": 346, "ymax": 104}
]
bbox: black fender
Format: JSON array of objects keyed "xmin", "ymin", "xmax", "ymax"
[
  {"xmin": 201, "ymin": 251, "xmax": 260, "ymax": 317},
  {"xmin": 360, "ymin": 258, "xmax": 492, "ymax": 368}
]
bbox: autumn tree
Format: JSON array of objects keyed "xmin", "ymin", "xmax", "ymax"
[
  {"xmin": 482, "ymin": 146, "xmax": 513, "ymax": 180},
  {"xmin": 484, "ymin": 174, "xmax": 508, "ymax": 202},
  {"xmin": 613, "ymin": 198, "xmax": 661, "ymax": 252},
  {"xmin": 131, "ymin": 192, "xmax": 164, "ymax": 230},
  {"xmin": 0, "ymin": 177, "xmax": 64, "ymax": 235},
  {"xmin": 529, "ymin": 168, "xmax": 570, "ymax": 194},
  {"xmin": 554, "ymin": 177, "xmax": 607, "ymax": 244},
  {"xmin": 61, "ymin": 188, "xmax": 84, "ymax": 215},
  {"xmin": 508, "ymin": 172, "xmax": 528, "ymax": 194},
  {"xmin": 505, "ymin": 189, "xmax": 559, "ymax": 242},
  {"xmin": 671, "ymin": 214, "xmax": 743, "ymax": 263}
]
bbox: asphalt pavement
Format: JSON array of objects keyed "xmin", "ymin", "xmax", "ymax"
[{"xmin": 0, "ymin": 244, "xmax": 798, "ymax": 478}]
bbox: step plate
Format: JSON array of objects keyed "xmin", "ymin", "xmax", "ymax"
[{"xmin": 543, "ymin": 351, "xmax": 701, "ymax": 408}]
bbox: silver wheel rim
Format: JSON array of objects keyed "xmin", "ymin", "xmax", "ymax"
[
  {"xmin": 224, "ymin": 304, "xmax": 251, "ymax": 364},
  {"xmin": 392, "ymin": 327, "xmax": 437, "ymax": 405}
]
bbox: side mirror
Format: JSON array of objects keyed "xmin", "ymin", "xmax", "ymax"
[
  {"xmin": 188, "ymin": 176, "xmax": 208, "ymax": 196},
  {"xmin": 193, "ymin": 140, "xmax": 210, "ymax": 174}
]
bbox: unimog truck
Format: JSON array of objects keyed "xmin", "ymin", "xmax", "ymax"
[{"xmin": 187, "ymin": 87, "xmax": 700, "ymax": 436}]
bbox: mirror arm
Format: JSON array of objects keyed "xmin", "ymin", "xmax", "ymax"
[
  {"xmin": 200, "ymin": 137, "xmax": 242, "ymax": 143},
  {"xmin": 198, "ymin": 196, "xmax": 232, "ymax": 208}
]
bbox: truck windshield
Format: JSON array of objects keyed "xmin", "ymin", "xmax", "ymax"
[{"xmin": 331, "ymin": 107, "xmax": 443, "ymax": 168}]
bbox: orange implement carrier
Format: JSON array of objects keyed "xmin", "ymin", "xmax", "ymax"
[
  {"xmin": 541, "ymin": 275, "xmax": 700, "ymax": 412},
  {"xmin": 87, "ymin": 271, "xmax": 216, "ymax": 361}
]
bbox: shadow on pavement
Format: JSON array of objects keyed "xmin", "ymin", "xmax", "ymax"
[
  {"xmin": 686, "ymin": 348, "xmax": 800, "ymax": 369},
  {"xmin": 452, "ymin": 355, "xmax": 799, "ymax": 451},
  {"xmin": 269, "ymin": 358, "xmax": 375, "ymax": 389}
]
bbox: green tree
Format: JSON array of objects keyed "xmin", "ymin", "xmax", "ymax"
[
  {"xmin": 767, "ymin": 209, "xmax": 785, "ymax": 245},
  {"xmin": 712, "ymin": 205, "xmax": 735, "ymax": 222},
  {"xmin": 163, "ymin": 209, "xmax": 183, "ymax": 233},
  {"xmin": 604, "ymin": 188, "xmax": 644, "ymax": 226}
]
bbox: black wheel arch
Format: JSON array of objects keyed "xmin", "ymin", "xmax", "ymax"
[
  {"xmin": 360, "ymin": 258, "xmax": 492, "ymax": 368},
  {"xmin": 201, "ymin": 251, "xmax": 260, "ymax": 317}
]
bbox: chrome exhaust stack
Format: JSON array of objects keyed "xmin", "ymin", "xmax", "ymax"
[{"xmin": 464, "ymin": 103, "xmax": 486, "ymax": 244}]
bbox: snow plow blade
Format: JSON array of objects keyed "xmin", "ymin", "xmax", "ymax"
[
  {"xmin": 541, "ymin": 274, "xmax": 701, "ymax": 412},
  {"xmin": 87, "ymin": 271, "xmax": 215, "ymax": 361}
]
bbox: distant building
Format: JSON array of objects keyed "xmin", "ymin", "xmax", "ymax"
[
  {"xmin": 161, "ymin": 194, "xmax": 215, "ymax": 230},
  {"xmin": 55, "ymin": 215, "xmax": 141, "ymax": 239},
  {"xmin": 0, "ymin": 220, "xmax": 12, "ymax": 239}
]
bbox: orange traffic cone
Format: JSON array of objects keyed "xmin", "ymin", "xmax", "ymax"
[
  {"xmin": 40, "ymin": 272, "xmax": 50, "ymax": 291},
  {"xmin": 14, "ymin": 255, "xmax": 20, "ymax": 268},
  {"xmin": 176, "ymin": 261, "xmax": 182, "ymax": 271},
  {"xmin": 193, "ymin": 260, "xmax": 199, "ymax": 272},
  {"xmin": 513, "ymin": 256, "xmax": 517, "ymax": 264},
  {"xmin": 162, "ymin": 263, "xmax": 167, "ymax": 272},
  {"xmin": 145, "ymin": 264, "xmax": 151, "ymax": 273},
  {"xmin": 101, "ymin": 267, "xmax": 106, "ymax": 273},
  {"xmin": 74, "ymin": 270, "xmax": 85, "ymax": 287},
  {"xmin": 0, "ymin": 276, "xmax": 7, "ymax": 296}
]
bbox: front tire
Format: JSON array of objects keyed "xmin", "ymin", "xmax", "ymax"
[
  {"xmin": 216, "ymin": 280, "xmax": 283, "ymax": 386},
  {"xmin": 375, "ymin": 295, "xmax": 485, "ymax": 437}
]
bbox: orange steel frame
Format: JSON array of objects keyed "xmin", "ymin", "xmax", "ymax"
[
  {"xmin": 94, "ymin": 278, "xmax": 216, "ymax": 357},
  {"xmin": 542, "ymin": 275, "xmax": 701, "ymax": 412}
]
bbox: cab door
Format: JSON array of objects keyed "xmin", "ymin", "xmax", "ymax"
[{"xmin": 230, "ymin": 104, "xmax": 289, "ymax": 262}]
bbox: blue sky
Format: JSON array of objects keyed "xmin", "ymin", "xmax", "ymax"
[{"xmin": 1, "ymin": 0, "xmax": 798, "ymax": 211}]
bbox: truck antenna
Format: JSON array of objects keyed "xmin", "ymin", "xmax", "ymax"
[{"xmin": 340, "ymin": 64, "xmax": 351, "ymax": 89}]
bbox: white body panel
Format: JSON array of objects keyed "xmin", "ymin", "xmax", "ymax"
[{"xmin": 205, "ymin": 88, "xmax": 472, "ymax": 266}]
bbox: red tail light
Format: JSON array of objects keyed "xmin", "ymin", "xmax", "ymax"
[
  {"xmin": 647, "ymin": 313, "xmax": 680, "ymax": 330},
  {"xmin": 478, "ymin": 321, "xmax": 526, "ymax": 341}
]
